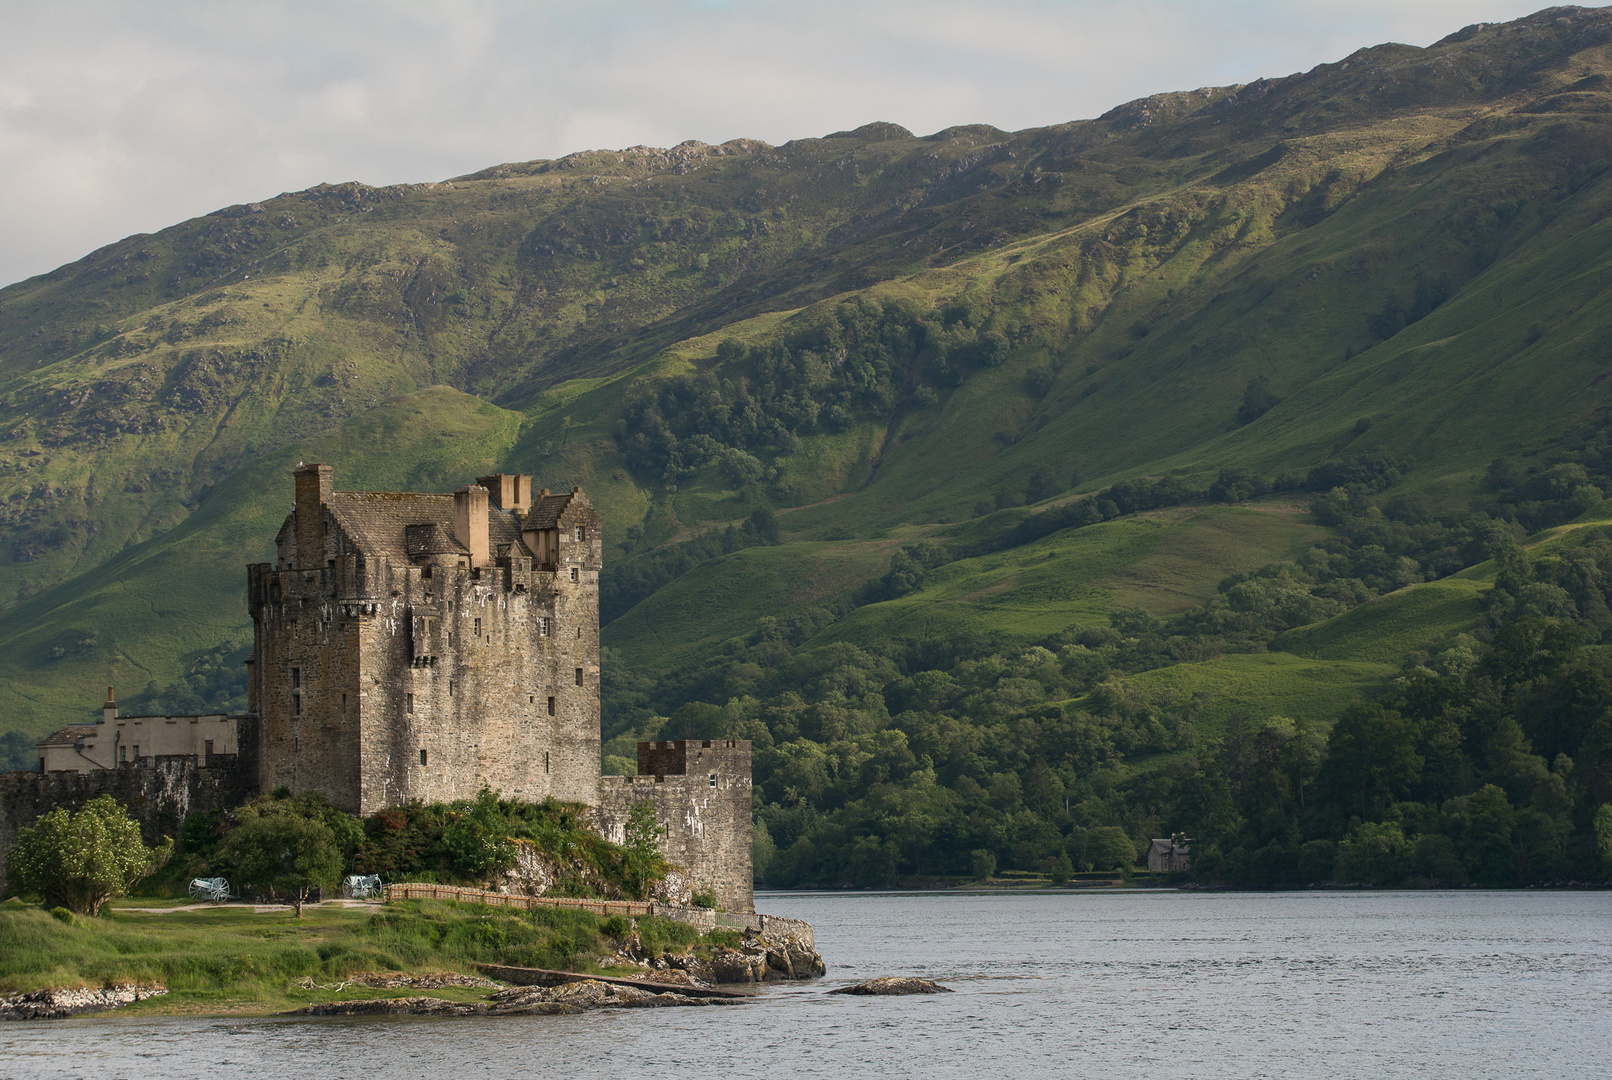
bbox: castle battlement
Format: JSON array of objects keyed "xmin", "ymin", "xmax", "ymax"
[
  {"xmin": 248, "ymin": 464, "xmax": 602, "ymax": 815},
  {"xmin": 246, "ymin": 465, "xmax": 754, "ymax": 911},
  {"xmin": 2, "ymin": 466, "xmax": 755, "ymax": 913}
]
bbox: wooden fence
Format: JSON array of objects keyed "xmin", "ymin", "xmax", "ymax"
[{"xmin": 382, "ymin": 882, "xmax": 653, "ymax": 917}]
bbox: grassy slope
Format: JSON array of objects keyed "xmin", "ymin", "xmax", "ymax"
[
  {"xmin": 4, "ymin": 11, "xmax": 1612, "ymax": 731},
  {"xmin": 0, "ymin": 898, "xmax": 699, "ymax": 1012},
  {"xmin": 0, "ymin": 387, "xmax": 524, "ymax": 728}
]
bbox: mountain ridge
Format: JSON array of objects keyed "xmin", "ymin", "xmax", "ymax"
[{"xmin": 1, "ymin": 3, "xmax": 1612, "ymax": 739}]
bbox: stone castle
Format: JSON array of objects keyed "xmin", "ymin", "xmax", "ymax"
[{"xmin": 2, "ymin": 465, "xmax": 754, "ymax": 913}]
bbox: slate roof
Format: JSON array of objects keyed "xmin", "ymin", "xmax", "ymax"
[
  {"xmin": 522, "ymin": 491, "xmax": 575, "ymax": 531},
  {"xmin": 404, "ymin": 522, "xmax": 464, "ymax": 557},
  {"xmin": 327, "ymin": 492, "xmax": 526, "ymax": 562},
  {"xmin": 38, "ymin": 724, "xmax": 98, "ymax": 748}
]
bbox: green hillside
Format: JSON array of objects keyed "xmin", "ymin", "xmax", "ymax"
[{"xmin": 4, "ymin": 7, "xmax": 1612, "ymax": 887}]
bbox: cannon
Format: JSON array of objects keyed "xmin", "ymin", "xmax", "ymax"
[
  {"xmin": 188, "ymin": 877, "xmax": 231, "ymax": 902},
  {"xmin": 342, "ymin": 874, "xmax": 382, "ymax": 899}
]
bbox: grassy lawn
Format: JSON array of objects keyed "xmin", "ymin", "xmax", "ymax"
[
  {"xmin": 1121, "ymin": 652, "xmax": 1398, "ymax": 737},
  {"xmin": 0, "ymin": 897, "xmax": 700, "ymax": 1015}
]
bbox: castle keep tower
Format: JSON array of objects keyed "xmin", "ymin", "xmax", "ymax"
[{"xmin": 247, "ymin": 464, "xmax": 602, "ymax": 814}]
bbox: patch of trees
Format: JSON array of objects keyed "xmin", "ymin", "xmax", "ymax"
[
  {"xmin": 601, "ymin": 455, "xmax": 1612, "ymax": 888},
  {"xmin": 168, "ymin": 788, "xmax": 668, "ymax": 903},
  {"xmin": 613, "ymin": 296, "xmax": 1008, "ymax": 485},
  {"xmin": 1366, "ymin": 273, "xmax": 1454, "ymax": 340},
  {"xmin": 602, "ymin": 507, "xmax": 779, "ymax": 624}
]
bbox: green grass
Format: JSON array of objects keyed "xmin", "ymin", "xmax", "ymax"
[
  {"xmin": 812, "ymin": 505, "xmax": 1321, "ymax": 654},
  {"xmin": 1272, "ymin": 579, "xmax": 1486, "ymax": 665},
  {"xmin": 0, "ymin": 897, "xmax": 702, "ymax": 1014},
  {"xmin": 5, "ymin": 12, "xmax": 1612, "ymax": 734},
  {"xmin": 1120, "ymin": 652, "xmax": 1398, "ymax": 737}
]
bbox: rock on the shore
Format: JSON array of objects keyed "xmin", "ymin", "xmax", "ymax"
[
  {"xmin": 283, "ymin": 979, "xmax": 741, "ymax": 1018},
  {"xmin": 1, "ymin": 984, "xmax": 168, "ymax": 1020},
  {"xmin": 652, "ymin": 929, "xmax": 826, "ymax": 984},
  {"xmin": 828, "ymin": 977, "xmax": 953, "ymax": 996}
]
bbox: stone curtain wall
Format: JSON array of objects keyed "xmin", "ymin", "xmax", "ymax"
[
  {"xmin": 251, "ymin": 474, "xmax": 604, "ymax": 815},
  {"xmin": 596, "ymin": 740, "xmax": 754, "ymax": 913},
  {"xmin": 0, "ymin": 748, "xmax": 258, "ymax": 894}
]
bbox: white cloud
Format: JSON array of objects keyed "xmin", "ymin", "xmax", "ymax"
[{"xmin": 0, "ymin": 0, "xmax": 1551, "ymax": 287}]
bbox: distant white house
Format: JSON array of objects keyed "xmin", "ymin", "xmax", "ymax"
[
  {"xmin": 34, "ymin": 687, "xmax": 239, "ymax": 773},
  {"xmin": 1147, "ymin": 834, "xmax": 1192, "ymax": 873}
]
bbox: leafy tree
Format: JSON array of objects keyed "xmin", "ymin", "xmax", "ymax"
[
  {"xmin": 1594, "ymin": 804, "xmax": 1612, "ymax": 872},
  {"xmin": 1320, "ymin": 704, "xmax": 1423, "ymax": 819},
  {"xmin": 1237, "ymin": 376, "xmax": 1281, "ymax": 425},
  {"xmin": 1333, "ymin": 821, "xmax": 1410, "ymax": 885},
  {"xmin": 970, "ymin": 848, "xmax": 996, "ymax": 882},
  {"xmin": 0, "ymin": 729, "xmax": 35, "ymax": 771},
  {"xmin": 223, "ymin": 801, "xmax": 343, "ymax": 916},
  {"xmin": 621, "ymin": 800, "xmax": 664, "ymax": 900},
  {"xmin": 440, "ymin": 786, "xmax": 517, "ymax": 879},
  {"xmin": 4, "ymin": 795, "xmax": 172, "ymax": 915},
  {"xmin": 1087, "ymin": 826, "xmax": 1136, "ymax": 871}
]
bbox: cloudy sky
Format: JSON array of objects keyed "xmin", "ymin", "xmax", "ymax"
[{"xmin": 0, "ymin": 0, "xmax": 1552, "ymax": 288}]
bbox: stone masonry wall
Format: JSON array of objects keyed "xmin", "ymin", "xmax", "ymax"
[
  {"xmin": 0, "ymin": 744, "xmax": 259, "ymax": 894},
  {"xmin": 251, "ymin": 471, "xmax": 603, "ymax": 815},
  {"xmin": 595, "ymin": 740, "xmax": 753, "ymax": 913}
]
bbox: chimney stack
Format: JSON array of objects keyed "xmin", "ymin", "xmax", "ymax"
[
  {"xmin": 453, "ymin": 484, "xmax": 491, "ymax": 567},
  {"xmin": 102, "ymin": 685, "xmax": 116, "ymax": 725},
  {"xmin": 293, "ymin": 463, "xmax": 333, "ymax": 569},
  {"xmin": 475, "ymin": 473, "xmax": 534, "ymax": 513}
]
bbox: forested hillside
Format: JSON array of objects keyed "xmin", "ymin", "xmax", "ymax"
[{"xmin": 3, "ymin": 7, "xmax": 1612, "ymax": 885}]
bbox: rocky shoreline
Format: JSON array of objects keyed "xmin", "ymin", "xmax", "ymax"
[
  {"xmin": 0, "ymin": 913, "xmax": 826, "ymax": 1021},
  {"xmin": 611, "ymin": 925, "xmax": 825, "ymax": 983},
  {"xmin": 0, "ymin": 984, "xmax": 168, "ymax": 1020},
  {"xmin": 287, "ymin": 979, "xmax": 742, "ymax": 1017}
]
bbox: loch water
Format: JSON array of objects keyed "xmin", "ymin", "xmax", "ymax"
[{"xmin": 2, "ymin": 889, "xmax": 1608, "ymax": 1079}]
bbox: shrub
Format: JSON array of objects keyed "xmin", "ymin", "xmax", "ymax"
[
  {"xmin": 224, "ymin": 802, "xmax": 343, "ymax": 917},
  {"xmin": 691, "ymin": 888, "xmax": 718, "ymax": 910},
  {"xmin": 4, "ymin": 795, "xmax": 172, "ymax": 915}
]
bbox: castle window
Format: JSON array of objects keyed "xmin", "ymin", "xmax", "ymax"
[
  {"xmin": 132, "ymin": 745, "xmax": 139, "ymax": 760},
  {"xmin": 574, "ymin": 525, "xmax": 586, "ymax": 542},
  {"xmin": 528, "ymin": 695, "xmax": 534, "ymax": 705},
  {"xmin": 119, "ymin": 746, "xmax": 127, "ymax": 763},
  {"xmin": 420, "ymin": 748, "xmax": 427, "ymax": 767},
  {"xmin": 547, "ymin": 696, "xmax": 555, "ymax": 716},
  {"xmin": 293, "ymin": 693, "xmax": 301, "ymax": 716},
  {"xmin": 291, "ymin": 667, "xmax": 300, "ymax": 688},
  {"xmin": 545, "ymin": 751, "xmax": 550, "ymax": 773},
  {"xmin": 341, "ymin": 693, "xmax": 347, "ymax": 716},
  {"xmin": 710, "ymin": 773, "xmax": 718, "ymax": 788},
  {"xmin": 448, "ymin": 679, "xmax": 455, "ymax": 697},
  {"xmin": 570, "ymin": 567, "xmax": 579, "ymax": 582},
  {"xmin": 407, "ymin": 693, "xmax": 415, "ymax": 714},
  {"xmin": 538, "ymin": 617, "xmax": 550, "ymax": 637},
  {"xmin": 474, "ymin": 617, "xmax": 482, "ymax": 637},
  {"xmin": 575, "ymin": 667, "xmax": 583, "ymax": 686}
]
